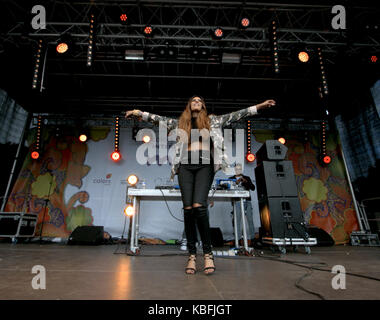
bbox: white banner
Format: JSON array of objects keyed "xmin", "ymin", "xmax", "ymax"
[{"xmin": 64, "ymin": 128, "xmax": 261, "ymax": 241}]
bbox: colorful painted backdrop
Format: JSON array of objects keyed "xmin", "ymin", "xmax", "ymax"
[
  {"xmin": 4, "ymin": 126, "xmax": 359, "ymax": 244},
  {"xmin": 5, "ymin": 127, "xmax": 109, "ymax": 238}
]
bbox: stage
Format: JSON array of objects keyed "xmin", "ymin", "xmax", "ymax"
[{"xmin": 0, "ymin": 243, "xmax": 379, "ymax": 300}]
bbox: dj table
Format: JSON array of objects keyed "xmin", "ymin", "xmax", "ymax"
[{"xmin": 127, "ymin": 188, "xmax": 251, "ymax": 254}]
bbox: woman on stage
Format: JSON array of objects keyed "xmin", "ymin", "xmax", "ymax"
[{"xmin": 125, "ymin": 96, "xmax": 275, "ymax": 275}]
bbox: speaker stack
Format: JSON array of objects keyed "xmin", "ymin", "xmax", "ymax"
[{"xmin": 255, "ymin": 140, "xmax": 317, "ymax": 254}]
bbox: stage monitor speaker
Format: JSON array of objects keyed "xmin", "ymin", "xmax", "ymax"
[
  {"xmin": 256, "ymin": 140, "xmax": 288, "ymax": 164},
  {"xmin": 259, "ymin": 197, "xmax": 307, "ymax": 239},
  {"xmin": 255, "ymin": 161, "xmax": 298, "ymax": 198},
  {"xmin": 68, "ymin": 226, "xmax": 104, "ymax": 245},
  {"xmin": 307, "ymin": 225, "xmax": 335, "ymax": 246},
  {"xmin": 210, "ymin": 227, "xmax": 224, "ymax": 247}
]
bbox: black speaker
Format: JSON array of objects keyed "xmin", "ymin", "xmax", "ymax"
[
  {"xmin": 256, "ymin": 140, "xmax": 288, "ymax": 164},
  {"xmin": 307, "ymin": 225, "xmax": 335, "ymax": 246},
  {"xmin": 255, "ymin": 161, "xmax": 298, "ymax": 198},
  {"xmin": 210, "ymin": 227, "xmax": 224, "ymax": 247},
  {"xmin": 68, "ymin": 226, "xmax": 104, "ymax": 245},
  {"xmin": 259, "ymin": 197, "xmax": 307, "ymax": 239}
]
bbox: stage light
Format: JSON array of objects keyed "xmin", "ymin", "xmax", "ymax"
[
  {"xmin": 278, "ymin": 137, "xmax": 286, "ymax": 144},
  {"xmin": 222, "ymin": 52, "xmax": 241, "ymax": 64},
  {"xmin": 56, "ymin": 34, "xmax": 72, "ymax": 54},
  {"xmin": 190, "ymin": 47, "xmax": 210, "ymax": 60},
  {"xmin": 370, "ymin": 55, "xmax": 378, "ymax": 63},
  {"xmin": 56, "ymin": 42, "xmax": 68, "ymax": 54},
  {"xmin": 317, "ymin": 48, "xmax": 328, "ymax": 96},
  {"xmin": 31, "ymin": 115, "xmax": 42, "ymax": 159},
  {"xmin": 111, "ymin": 117, "xmax": 121, "ymax": 161},
  {"xmin": 87, "ymin": 13, "xmax": 96, "ymax": 67},
  {"xmin": 127, "ymin": 174, "xmax": 139, "ymax": 186},
  {"xmin": 246, "ymin": 120, "xmax": 252, "ymax": 156},
  {"xmin": 246, "ymin": 153, "xmax": 256, "ymax": 162},
  {"xmin": 120, "ymin": 13, "xmax": 128, "ymax": 25},
  {"xmin": 144, "ymin": 25, "xmax": 153, "ymax": 37},
  {"xmin": 270, "ymin": 21, "xmax": 280, "ymax": 74},
  {"xmin": 200, "ymin": 48, "xmax": 210, "ymax": 59},
  {"xmin": 167, "ymin": 47, "xmax": 177, "ymax": 58},
  {"xmin": 111, "ymin": 151, "xmax": 121, "ymax": 161},
  {"xmin": 124, "ymin": 205, "xmax": 134, "ymax": 216},
  {"xmin": 191, "ymin": 47, "xmax": 199, "ymax": 57},
  {"xmin": 156, "ymin": 46, "xmax": 177, "ymax": 60},
  {"xmin": 32, "ymin": 39, "xmax": 43, "ymax": 89},
  {"xmin": 323, "ymin": 155, "xmax": 331, "ymax": 164},
  {"xmin": 125, "ymin": 49, "xmax": 144, "ymax": 61},
  {"xmin": 79, "ymin": 134, "xmax": 87, "ymax": 142},
  {"xmin": 212, "ymin": 28, "xmax": 224, "ymax": 39},
  {"xmin": 298, "ymin": 51, "xmax": 309, "ymax": 63},
  {"xmin": 319, "ymin": 119, "xmax": 331, "ymax": 166},
  {"xmin": 31, "ymin": 151, "xmax": 40, "ymax": 160},
  {"xmin": 241, "ymin": 18, "xmax": 250, "ymax": 29},
  {"xmin": 142, "ymin": 135, "xmax": 151, "ymax": 143}
]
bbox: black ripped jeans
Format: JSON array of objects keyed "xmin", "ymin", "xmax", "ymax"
[{"xmin": 177, "ymin": 151, "xmax": 215, "ymax": 255}]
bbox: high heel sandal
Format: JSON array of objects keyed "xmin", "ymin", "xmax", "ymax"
[
  {"xmin": 185, "ymin": 254, "xmax": 197, "ymax": 274},
  {"xmin": 203, "ymin": 253, "xmax": 216, "ymax": 275}
]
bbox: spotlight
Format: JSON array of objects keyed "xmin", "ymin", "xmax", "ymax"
[
  {"xmin": 158, "ymin": 47, "xmax": 167, "ymax": 57},
  {"xmin": 191, "ymin": 47, "xmax": 199, "ymax": 57},
  {"xmin": 142, "ymin": 135, "xmax": 151, "ymax": 143},
  {"xmin": 156, "ymin": 46, "xmax": 177, "ymax": 60},
  {"xmin": 370, "ymin": 55, "xmax": 378, "ymax": 63},
  {"xmin": 144, "ymin": 25, "xmax": 154, "ymax": 37},
  {"xmin": 319, "ymin": 119, "xmax": 331, "ymax": 166},
  {"xmin": 31, "ymin": 115, "xmax": 42, "ymax": 159},
  {"xmin": 120, "ymin": 13, "xmax": 128, "ymax": 25},
  {"xmin": 56, "ymin": 34, "xmax": 72, "ymax": 54},
  {"xmin": 212, "ymin": 27, "xmax": 224, "ymax": 39},
  {"xmin": 125, "ymin": 49, "xmax": 144, "ymax": 61},
  {"xmin": 111, "ymin": 151, "xmax": 121, "ymax": 161},
  {"xmin": 323, "ymin": 155, "xmax": 331, "ymax": 164},
  {"xmin": 31, "ymin": 151, "xmax": 40, "ymax": 160},
  {"xmin": 317, "ymin": 48, "xmax": 328, "ymax": 96},
  {"xmin": 114, "ymin": 116, "xmax": 121, "ymax": 156},
  {"xmin": 246, "ymin": 120, "xmax": 252, "ymax": 155},
  {"xmin": 56, "ymin": 43, "xmax": 68, "ymax": 54},
  {"xmin": 298, "ymin": 51, "xmax": 309, "ymax": 63},
  {"xmin": 270, "ymin": 21, "xmax": 280, "ymax": 74},
  {"xmin": 222, "ymin": 53, "xmax": 241, "ymax": 64},
  {"xmin": 200, "ymin": 48, "xmax": 210, "ymax": 59},
  {"xmin": 246, "ymin": 153, "xmax": 256, "ymax": 162},
  {"xmin": 124, "ymin": 205, "xmax": 134, "ymax": 216},
  {"xmin": 278, "ymin": 137, "xmax": 286, "ymax": 144},
  {"xmin": 32, "ymin": 39, "xmax": 43, "ymax": 89},
  {"xmin": 87, "ymin": 13, "xmax": 96, "ymax": 67},
  {"xmin": 167, "ymin": 47, "xmax": 177, "ymax": 58},
  {"xmin": 127, "ymin": 174, "xmax": 139, "ymax": 186},
  {"xmin": 79, "ymin": 134, "xmax": 88, "ymax": 142},
  {"xmin": 240, "ymin": 17, "xmax": 250, "ymax": 29}
]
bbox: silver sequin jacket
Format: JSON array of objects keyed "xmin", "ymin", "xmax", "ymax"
[{"xmin": 141, "ymin": 105, "xmax": 258, "ymax": 180}]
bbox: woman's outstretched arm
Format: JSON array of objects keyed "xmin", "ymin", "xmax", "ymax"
[
  {"xmin": 217, "ymin": 100, "xmax": 276, "ymax": 126},
  {"xmin": 125, "ymin": 109, "xmax": 178, "ymax": 130}
]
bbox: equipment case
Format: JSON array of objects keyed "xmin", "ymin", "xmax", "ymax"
[{"xmin": 0, "ymin": 212, "xmax": 38, "ymax": 238}]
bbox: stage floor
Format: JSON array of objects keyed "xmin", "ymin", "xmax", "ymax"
[{"xmin": 0, "ymin": 243, "xmax": 379, "ymax": 300}]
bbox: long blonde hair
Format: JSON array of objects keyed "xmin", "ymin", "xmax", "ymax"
[{"xmin": 178, "ymin": 96, "xmax": 210, "ymax": 139}]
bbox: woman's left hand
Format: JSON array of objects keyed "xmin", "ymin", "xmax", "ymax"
[{"xmin": 257, "ymin": 99, "xmax": 276, "ymax": 110}]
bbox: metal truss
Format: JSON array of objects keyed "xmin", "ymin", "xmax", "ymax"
[
  {"xmin": 1, "ymin": 1, "xmax": 378, "ymax": 115},
  {"xmin": 3, "ymin": 0, "xmax": 380, "ymax": 58},
  {"xmin": 32, "ymin": 112, "xmax": 325, "ymax": 131}
]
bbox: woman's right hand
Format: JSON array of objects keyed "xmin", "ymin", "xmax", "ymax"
[{"xmin": 125, "ymin": 109, "xmax": 142, "ymax": 118}]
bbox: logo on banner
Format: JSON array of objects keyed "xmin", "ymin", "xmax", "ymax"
[{"xmin": 93, "ymin": 174, "xmax": 112, "ymax": 185}]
